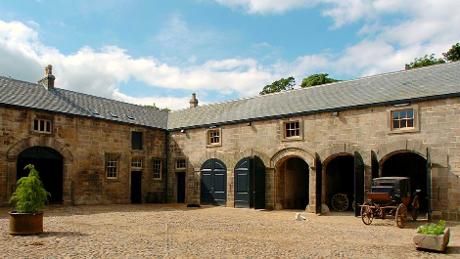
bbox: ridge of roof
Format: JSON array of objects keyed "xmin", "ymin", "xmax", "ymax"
[{"xmin": 171, "ymin": 61, "xmax": 460, "ymax": 113}]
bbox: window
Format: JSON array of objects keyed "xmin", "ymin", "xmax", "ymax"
[
  {"xmin": 391, "ymin": 109, "xmax": 415, "ymax": 129},
  {"xmin": 131, "ymin": 131, "xmax": 143, "ymax": 150},
  {"xmin": 207, "ymin": 129, "xmax": 221, "ymax": 146},
  {"xmin": 285, "ymin": 121, "xmax": 300, "ymax": 138},
  {"xmin": 105, "ymin": 153, "xmax": 120, "ymax": 179},
  {"xmin": 152, "ymin": 159, "xmax": 162, "ymax": 180},
  {"xmin": 33, "ymin": 119, "xmax": 52, "ymax": 134},
  {"xmin": 131, "ymin": 158, "xmax": 143, "ymax": 171},
  {"xmin": 176, "ymin": 159, "xmax": 186, "ymax": 170}
]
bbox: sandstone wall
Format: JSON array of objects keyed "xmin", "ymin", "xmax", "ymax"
[
  {"xmin": 168, "ymin": 97, "xmax": 460, "ymax": 219},
  {"xmin": 0, "ymin": 107, "xmax": 166, "ymax": 205}
]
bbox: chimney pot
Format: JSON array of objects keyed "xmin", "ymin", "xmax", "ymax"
[
  {"xmin": 38, "ymin": 64, "xmax": 55, "ymax": 90},
  {"xmin": 189, "ymin": 93, "xmax": 198, "ymax": 108}
]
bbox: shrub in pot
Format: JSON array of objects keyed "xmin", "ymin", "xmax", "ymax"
[
  {"xmin": 9, "ymin": 164, "xmax": 50, "ymax": 235},
  {"xmin": 413, "ymin": 220, "xmax": 450, "ymax": 252}
]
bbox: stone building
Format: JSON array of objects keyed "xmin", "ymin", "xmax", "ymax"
[{"xmin": 1, "ymin": 62, "xmax": 460, "ymax": 220}]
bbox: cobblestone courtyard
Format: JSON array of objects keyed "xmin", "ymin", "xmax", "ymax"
[{"xmin": 1, "ymin": 204, "xmax": 459, "ymax": 258}]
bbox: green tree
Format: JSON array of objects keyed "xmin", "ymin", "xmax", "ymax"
[
  {"xmin": 443, "ymin": 42, "xmax": 460, "ymax": 62},
  {"xmin": 259, "ymin": 76, "xmax": 295, "ymax": 95},
  {"xmin": 300, "ymin": 73, "xmax": 340, "ymax": 88},
  {"xmin": 10, "ymin": 164, "xmax": 49, "ymax": 213},
  {"xmin": 405, "ymin": 54, "xmax": 445, "ymax": 70}
]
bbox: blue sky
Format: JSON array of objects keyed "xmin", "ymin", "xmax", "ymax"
[{"xmin": 0, "ymin": 0, "xmax": 459, "ymax": 109}]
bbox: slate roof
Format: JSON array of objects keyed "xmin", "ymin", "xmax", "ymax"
[
  {"xmin": 168, "ymin": 62, "xmax": 460, "ymax": 130},
  {"xmin": 0, "ymin": 77, "xmax": 168, "ymax": 129},
  {"xmin": 1, "ymin": 62, "xmax": 460, "ymax": 131}
]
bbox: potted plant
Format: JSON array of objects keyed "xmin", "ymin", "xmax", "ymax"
[
  {"xmin": 413, "ymin": 220, "xmax": 450, "ymax": 252},
  {"xmin": 9, "ymin": 164, "xmax": 49, "ymax": 235}
]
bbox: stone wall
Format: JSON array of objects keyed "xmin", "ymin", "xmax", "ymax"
[
  {"xmin": 168, "ymin": 97, "xmax": 460, "ymax": 219},
  {"xmin": 0, "ymin": 107, "xmax": 166, "ymax": 205}
]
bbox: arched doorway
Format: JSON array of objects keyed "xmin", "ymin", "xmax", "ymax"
[
  {"xmin": 200, "ymin": 159, "xmax": 227, "ymax": 205},
  {"xmin": 234, "ymin": 157, "xmax": 266, "ymax": 209},
  {"xmin": 17, "ymin": 146, "xmax": 63, "ymax": 204},
  {"xmin": 325, "ymin": 155, "xmax": 354, "ymax": 212},
  {"xmin": 381, "ymin": 152, "xmax": 428, "ymax": 212},
  {"xmin": 276, "ymin": 157, "xmax": 309, "ymax": 209}
]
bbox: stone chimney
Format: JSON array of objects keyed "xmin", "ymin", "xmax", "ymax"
[
  {"xmin": 189, "ymin": 93, "xmax": 198, "ymax": 108},
  {"xmin": 38, "ymin": 64, "xmax": 55, "ymax": 90}
]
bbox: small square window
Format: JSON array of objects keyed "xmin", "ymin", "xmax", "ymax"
[
  {"xmin": 391, "ymin": 109, "xmax": 415, "ymax": 130},
  {"xmin": 176, "ymin": 159, "xmax": 186, "ymax": 170},
  {"xmin": 152, "ymin": 159, "xmax": 162, "ymax": 180},
  {"xmin": 207, "ymin": 129, "xmax": 221, "ymax": 146},
  {"xmin": 32, "ymin": 119, "xmax": 52, "ymax": 134},
  {"xmin": 132, "ymin": 131, "xmax": 143, "ymax": 150},
  {"xmin": 131, "ymin": 158, "xmax": 143, "ymax": 171},
  {"xmin": 285, "ymin": 121, "xmax": 300, "ymax": 138},
  {"xmin": 105, "ymin": 153, "xmax": 120, "ymax": 179}
]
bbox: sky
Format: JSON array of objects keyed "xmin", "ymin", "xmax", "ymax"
[{"xmin": 0, "ymin": 0, "xmax": 459, "ymax": 110}]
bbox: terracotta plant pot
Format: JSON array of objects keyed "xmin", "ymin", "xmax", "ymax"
[
  {"xmin": 413, "ymin": 227, "xmax": 450, "ymax": 252},
  {"xmin": 9, "ymin": 211, "xmax": 44, "ymax": 235}
]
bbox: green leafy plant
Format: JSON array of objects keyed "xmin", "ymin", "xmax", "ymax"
[
  {"xmin": 9, "ymin": 164, "xmax": 50, "ymax": 213},
  {"xmin": 417, "ymin": 220, "xmax": 446, "ymax": 235}
]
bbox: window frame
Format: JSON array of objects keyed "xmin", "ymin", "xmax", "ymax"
[
  {"xmin": 32, "ymin": 118, "xmax": 53, "ymax": 134},
  {"xmin": 105, "ymin": 153, "xmax": 120, "ymax": 179},
  {"xmin": 131, "ymin": 157, "xmax": 143, "ymax": 171},
  {"xmin": 152, "ymin": 158, "xmax": 162, "ymax": 180},
  {"xmin": 175, "ymin": 158, "xmax": 187, "ymax": 170},
  {"xmin": 206, "ymin": 128, "xmax": 222, "ymax": 147},
  {"xmin": 281, "ymin": 119, "xmax": 303, "ymax": 141},
  {"xmin": 388, "ymin": 105, "xmax": 420, "ymax": 134}
]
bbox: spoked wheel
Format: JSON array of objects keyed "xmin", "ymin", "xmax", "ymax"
[
  {"xmin": 395, "ymin": 204, "xmax": 407, "ymax": 228},
  {"xmin": 331, "ymin": 193, "xmax": 349, "ymax": 212},
  {"xmin": 411, "ymin": 196, "xmax": 420, "ymax": 221},
  {"xmin": 361, "ymin": 203, "xmax": 374, "ymax": 225}
]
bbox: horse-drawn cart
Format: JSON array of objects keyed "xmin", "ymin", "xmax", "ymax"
[{"xmin": 360, "ymin": 177, "xmax": 420, "ymax": 228}]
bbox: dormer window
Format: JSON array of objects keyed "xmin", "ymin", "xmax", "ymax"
[{"xmin": 33, "ymin": 119, "xmax": 52, "ymax": 134}]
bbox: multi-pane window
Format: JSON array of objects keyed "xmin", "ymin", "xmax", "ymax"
[
  {"xmin": 105, "ymin": 153, "xmax": 120, "ymax": 179},
  {"xmin": 152, "ymin": 159, "xmax": 162, "ymax": 180},
  {"xmin": 131, "ymin": 131, "xmax": 143, "ymax": 150},
  {"xmin": 131, "ymin": 158, "xmax": 143, "ymax": 171},
  {"xmin": 207, "ymin": 129, "xmax": 220, "ymax": 145},
  {"xmin": 176, "ymin": 159, "xmax": 186, "ymax": 170},
  {"xmin": 391, "ymin": 109, "xmax": 414, "ymax": 129},
  {"xmin": 285, "ymin": 121, "xmax": 300, "ymax": 138},
  {"xmin": 33, "ymin": 119, "xmax": 52, "ymax": 134}
]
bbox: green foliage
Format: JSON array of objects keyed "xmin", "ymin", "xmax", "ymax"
[
  {"xmin": 301, "ymin": 73, "xmax": 340, "ymax": 88},
  {"xmin": 260, "ymin": 76, "xmax": 295, "ymax": 95},
  {"xmin": 443, "ymin": 42, "xmax": 460, "ymax": 62},
  {"xmin": 9, "ymin": 164, "xmax": 49, "ymax": 213},
  {"xmin": 405, "ymin": 54, "xmax": 446, "ymax": 69},
  {"xmin": 417, "ymin": 220, "xmax": 446, "ymax": 235}
]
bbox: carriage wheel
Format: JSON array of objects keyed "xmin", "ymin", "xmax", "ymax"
[
  {"xmin": 395, "ymin": 204, "xmax": 407, "ymax": 228},
  {"xmin": 331, "ymin": 193, "xmax": 349, "ymax": 212},
  {"xmin": 411, "ymin": 196, "xmax": 420, "ymax": 221},
  {"xmin": 361, "ymin": 203, "xmax": 373, "ymax": 225}
]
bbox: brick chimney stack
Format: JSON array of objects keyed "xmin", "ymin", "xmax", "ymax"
[
  {"xmin": 189, "ymin": 93, "xmax": 198, "ymax": 108},
  {"xmin": 38, "ymin": 64, "xmax": 55, "ymax": 90}
]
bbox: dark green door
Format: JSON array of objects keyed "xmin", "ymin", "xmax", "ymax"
[
  {"xmin": 235, "ymin": 159, "xmax": 250, "ymax": 208},
  {"xmin": 253, "ymin": 157, "xmax": 266, "ymax": 209},
  {"xmin": 201, "ymin": 159, "xmax": 227, "ymax": 205},
  {"xmin": 354, "ymin": 152, "xmax": 365, "ymax": 216}
]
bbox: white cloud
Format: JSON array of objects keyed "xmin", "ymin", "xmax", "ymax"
[
  {"xmin": 0, "ymin": 20, "xmax": 279, "ymax": 110},
  {"xmin": 213, "ymin": 0, "xmax": 313, "ymax": 14}
]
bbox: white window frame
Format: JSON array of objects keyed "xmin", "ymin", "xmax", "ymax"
[
  {"xmin": 105, "ymin": 154, "xmax": 120, "ymax": 179},
  {"xmin": 33, "ymin": 118, "xmax": 52, "ymax": 134},
  {"xmin": 175, "ymin": 158, "xmax": 186, "ymax": 170},
  {"xmin": 152, "ymin": 158, "xmax": 162, "ymax": 180},
  {"xmin": 281, "ymin": 119, "xmax": 303, "ymax": 141},
  {"xmin": 388, "ymin": 105, "xmax": 420, "ymax": 134},
  {"xmin": 131, "ymin": 158, "xmax": 143, "ymax": 171}
]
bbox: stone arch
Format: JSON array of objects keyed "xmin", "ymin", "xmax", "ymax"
[
  {"xmin": 6, "ymin": 137, "xmax": 73, "ymax": 205},
  {"xmin": 238, "ymin": 149, "xmax": 271, "ymax": 168},
  {"xmin": 317, "ymin": 143, "xmax": 365, "ymax": 166},
  {"xmin": 270, "ymin": 147, "xmax": 315, "ymax": 169}
]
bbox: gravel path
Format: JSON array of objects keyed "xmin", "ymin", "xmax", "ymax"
[{"xmin": 1, "ymin": 204, "xmax": 459, "ymax": 258}]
